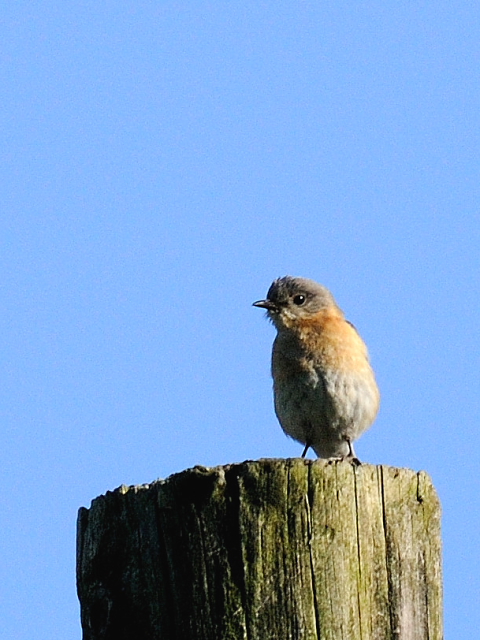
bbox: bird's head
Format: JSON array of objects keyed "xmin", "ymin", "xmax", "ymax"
[{"xmin": 253, "ymin": 276, "xmax": 339, "ymax": 330}]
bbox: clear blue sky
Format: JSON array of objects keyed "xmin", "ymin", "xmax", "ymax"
[{"xmin": 1, "ymin": 3, "xmax": 479, "ymax": 638}]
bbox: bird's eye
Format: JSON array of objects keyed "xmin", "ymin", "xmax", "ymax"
[{"xmin": 293, "ymin": 294, "xmax": 306, "ymax": 306}]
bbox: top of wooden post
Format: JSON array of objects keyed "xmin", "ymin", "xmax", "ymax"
[{"xmin": 77, "ymin": 459, "xmax": 442, "ymax": 640}]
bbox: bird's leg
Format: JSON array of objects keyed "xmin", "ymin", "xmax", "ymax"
[
  {"xmin": 344, "ymin": 437, "xmax": 361, "ymax": 466},
  {"xmin": 301, "ymin": 442, "xmax": 311, "ymax": 458},
  {"xmin": 345, "ymin": 437, "xmax": 355, "ymax": 457}
]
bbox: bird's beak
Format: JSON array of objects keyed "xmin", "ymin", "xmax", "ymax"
[{"xmin": 252, "ymin": 299, "xmax": 277, "ymax": 311}]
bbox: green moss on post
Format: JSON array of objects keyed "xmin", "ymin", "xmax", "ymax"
[{"xmin": 77, "ymin": 459, "xmax": 442, "ymax": 640}]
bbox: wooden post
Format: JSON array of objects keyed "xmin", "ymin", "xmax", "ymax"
[{"xmin": 77, "ymin": 459, "xmax": 442, "ymax": 640}]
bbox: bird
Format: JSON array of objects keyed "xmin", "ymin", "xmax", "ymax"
[{"xmin": 253, "ymin": 276, "xmax": 380, "ymax": 461}]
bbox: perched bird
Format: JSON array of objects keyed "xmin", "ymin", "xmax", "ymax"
[{"xmin": 253, "ymin": 276, "xmax": 380, "ymax": 460}]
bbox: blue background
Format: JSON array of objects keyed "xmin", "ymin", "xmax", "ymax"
[{"xmin": 1, "ymin": 3, "xmax": 479, "ymax": 638}]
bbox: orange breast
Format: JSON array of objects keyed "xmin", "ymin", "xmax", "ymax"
[{"xmin": 288, "ymin": 310, "xmax": 372, "ymax": 374}]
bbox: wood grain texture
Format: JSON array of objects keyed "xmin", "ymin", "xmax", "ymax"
[{"xmin": 77, "ymin": 459, "xmax": 442, "ymax": 640}]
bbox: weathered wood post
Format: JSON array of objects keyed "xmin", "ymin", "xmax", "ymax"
[{"xmin": 77, "ymin": 459, "xmax": 442, "ymax": 640}]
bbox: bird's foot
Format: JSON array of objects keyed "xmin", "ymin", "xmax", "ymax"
[
  {"xmin": 326, "ymin": 437, "xmax": 362, "ymax": 465},
  {"xmin": 326, "ymin": 454, "xmax": 361, "ymax": 466},
  {"xmin": 345, "ymin": 454, "xmax": 362, "ymax": 466}
]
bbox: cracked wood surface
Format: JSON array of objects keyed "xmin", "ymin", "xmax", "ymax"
[{"xmin": 77, "ymin": 459, "xmax": 442, "ymax": 640}]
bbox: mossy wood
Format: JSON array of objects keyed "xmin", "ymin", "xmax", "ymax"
[{"xmin": 77, "ymin": 459, "xmax": 442, "ymax": 640}]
